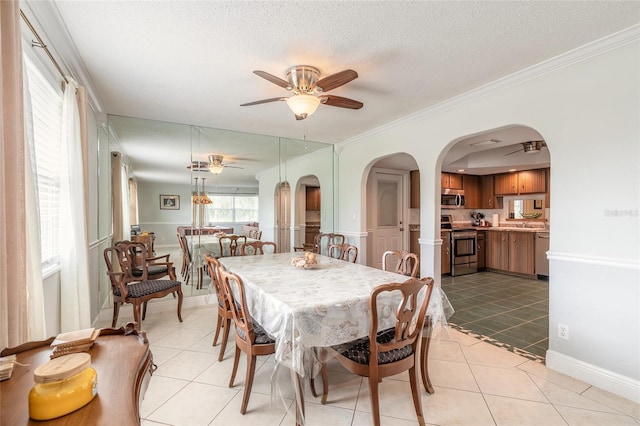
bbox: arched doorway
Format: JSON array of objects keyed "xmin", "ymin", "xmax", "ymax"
[
  {"xmin": 294, "ymin": 175, "xmax": 321, "ymax": 251},
  {"xmin": 439, "ymin": 124, "xmax": 551, "ymax": 362},
  {"xmin": 364, "ymin": 153, "xmax": 419, "ymax": 269}
]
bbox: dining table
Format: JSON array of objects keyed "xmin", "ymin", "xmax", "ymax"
[
  {"xmin": 217, "ymin": 252, "xmax": 453, "ymax": 423},
  {"xmin": 186, "ymin": 235, "xmax": 258, "ymax": 265}
]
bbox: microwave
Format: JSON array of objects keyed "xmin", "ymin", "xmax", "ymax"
[{"xmin": 441, "ymin": 189, "xmax": 465, "ymax": 208}]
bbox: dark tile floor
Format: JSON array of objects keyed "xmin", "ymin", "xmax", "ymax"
[{"xmin": 441, "ymin": 271, "xmax": 549, "ymax": 362}]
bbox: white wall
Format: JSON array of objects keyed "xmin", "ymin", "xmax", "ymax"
[{"xmin": 338, "ymin": 39, "xmax": 639, "ymax": 401}]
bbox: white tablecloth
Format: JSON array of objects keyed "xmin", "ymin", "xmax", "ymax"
[{"xmin": 218, "ymin": 253, "xmax": 453, "ymax": 377}]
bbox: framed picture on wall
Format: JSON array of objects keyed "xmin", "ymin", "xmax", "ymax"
[
  {"xmin": 160, "ymin": 194, "xmax": 180, "ymax": 210},
  {"xmin": 534, "ymin": 199, "xmax": 543, "ymax": 209}
]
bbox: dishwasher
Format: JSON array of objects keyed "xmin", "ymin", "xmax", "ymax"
[{"xmin": 535, "ymin": 232, "xmax": 550, "ymax": 278}]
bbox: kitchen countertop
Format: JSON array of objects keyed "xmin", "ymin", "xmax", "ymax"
[{"xmin": 483, "ymin": 227, "xmax": 549, "ymax": 233}]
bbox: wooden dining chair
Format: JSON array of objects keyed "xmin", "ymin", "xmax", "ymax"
[
  {"xmin": 178, "ymin": 235, "xmax": 205, "ymax": 289},
  {"xmin": 320, "ymin": 277, "xmax": 434, "ymax": 426},
  {"xmin": 219, "ymin": 235, "xmax": 247, "ymax": 257},
  {"xmin": 177, "ymin": 233, "xmax": 190, "ymax": 280},
  {"xmin": 382, "ymin": 250, "xmax": 420, "ymax": 277},
  {"xmin": 240, "ymin": 240, "xmax": 277, "ymax": 255},
  {"xmin": 328, "ymin": 243, "xmax": 358, "ymax": 263},
  {"xmin": 218, "ymin": 268, "xmax": 276, "ymax": 415},
  {"xmin": 114, "ymin": 240, "xmax": 176, "ymax": 282},
  {"xmin": 313, "ymin": 233, "xmax": 345, "ymax": 255},
  {"xmin": 204, "ymin": 255, "xmax": 233, "ymax": 361},
  {"xmin": 104, "ymin": 244, "xmax": 183, "ymax": 329}
]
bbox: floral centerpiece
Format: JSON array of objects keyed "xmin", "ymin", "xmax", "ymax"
[{"xmin": 291, "ymin": 252, "xmax": 318, "ymax": 269}]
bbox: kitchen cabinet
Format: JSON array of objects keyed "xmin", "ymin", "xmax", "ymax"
[
  {"xmin": 306, "ymin": 186, "xmax": 321, "ymax": 211},
  {"xmin": 486, "ymin": 231, "xmax": 509, "ymax": 271},
  {"xmin": 481, "ymin": 175, "xmax": 497, "ymax": 209},
  {"xmin": 410, "ymin": 170, "xmax": 420, "ymax": 208},
  {"xmin": 494, "ymin": 172, "xmax": 519, "ymax": 195},
  {"xmin": 494, "ymin": 169, "xmax": 546, "ymax": 195},
  {"xmin": 410, "ymin": 230, "xmax": 420, "ymax": 264},
  {"xmin": 486, "ymin": 230, "xmax": 535, "ymax": 276},
  {"xmin": 305, "ymin": 225, "xmax": 320, "ymax": 244},
  {"xmin": 441, "ymin": 230, "xmax": 451, "ymax": 275},
  {"xmin": 441, "ymin": 172, "xmax": 463, "ymax": 190},
  {"xmin": 509, "ymin": 232, "xmax": 535, "ymax": 275},
  {"xmin": 518, "ymin": 169, "xmax": 546, "ymax": 194},
  {"xmin": 462, "ymin": 175, "xmax": 481, "ymax": 209},
  {"xmin": 477, "ymin": 230, "xmax": 486, "ymax": 270}
]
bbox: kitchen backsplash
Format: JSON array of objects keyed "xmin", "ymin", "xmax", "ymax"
[{"xmin": 305, "ymin": 210, "xmax": 321, "ymax": 223}]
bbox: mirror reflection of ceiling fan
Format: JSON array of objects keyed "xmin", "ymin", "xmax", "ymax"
[
  {"xmin": 187, "ymin": 155, "xmax": 244, "ymax": 175},
  {"xmin": 241, "ymin": 65, "xmax": 363, "ymax": 120},
  {"xmin": 506, "ymin": 140, "xmax": 547, "ymax": 155}
]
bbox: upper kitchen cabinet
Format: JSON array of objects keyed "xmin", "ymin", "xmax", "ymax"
[
  {"xmin": 494, "ymin": 172, "xmax": 519, "ymax": 195},
  {"xmin": 518, "ymin": 169, "xmax": 546, "ymax": 194},
  {"xmin": 481, "ymin": 175, "xmax": 497, "ymax": 209},
  {"xmin": 462, "ymin": 175, "xmax": 481, "ymax": 209},
  {"xmin": 494, "ymin": 169, "xmax": 546, "ymax": 195},
  {"xmin": 306, "ymin": 186, "xmax": 321, "ymax": 211},
  {"xmin": 410, "ymin": 170, "xmax": 420, "ymax": 208},
  {"xmin": 441, "ymin": 172, "xmax": 463, "ymax": 190}
]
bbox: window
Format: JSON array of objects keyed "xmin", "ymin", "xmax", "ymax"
[
  {"xmin": 207, "ymin": 194, "xmax": 259, "ymax": 223},
  {"xmin": 24, "ymin": 56, "xmax": 63, "ymax": 269}
]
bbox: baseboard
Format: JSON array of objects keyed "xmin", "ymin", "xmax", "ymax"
[{"xmin": 546, "ymin": 350, "xmax": 640, "ymax": 403}]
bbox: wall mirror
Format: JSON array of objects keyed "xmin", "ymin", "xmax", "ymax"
[
  {"xmin": 508, "ymin": 198, "xmax": 546, "ymax": 220},
  {"xmin": 105, "ymin": 115, "xmax": 336, "ymax": 306}
]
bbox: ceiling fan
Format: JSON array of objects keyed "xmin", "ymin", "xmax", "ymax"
[
  {"xmin": 187, "ymin": 155, "xmax": 244, "ymax": 175},
  {"xmin": 241, "ymin": 65, "xmax": 363, "ymax": 120},
  {"xmin": 506, "ymin": 140, "xmax": 547, "ymax": 155}
]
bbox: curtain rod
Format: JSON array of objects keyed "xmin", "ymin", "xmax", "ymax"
[{"xmin": 20, "ymin": 9, "xmax": 69, "ymax": 84}]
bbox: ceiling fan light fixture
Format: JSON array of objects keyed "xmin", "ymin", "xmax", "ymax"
[
  {"xmin": 286, "ymin": 94, "xmax": 320, "ymax": 118},
  {"xmin": 208, "ymin": 164, "xmax": 225, "ymax": 174}
]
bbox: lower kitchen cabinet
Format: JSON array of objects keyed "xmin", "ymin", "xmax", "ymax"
[
  {"xmin": 509, "ymin": 232, "xmax": 535, "ymax": 275},
  {"xmin": 441, "ymin": 231, "xmax": 451, "ymax": 275},
  {"xmin": 477, "ymin": 231, "xmax": 486, "ymax": 270},
  {"xmin": 486, "ymin": 231, "xmax": 509, "ymax": 271},
  {"xmin": 486, "ymin": 230, "xmax": 535, "ymax": 276}
]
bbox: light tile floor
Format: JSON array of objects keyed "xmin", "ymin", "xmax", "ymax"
[{"xmin": 95, "ymin": 303, "xmax": 640, "ymax": 426}]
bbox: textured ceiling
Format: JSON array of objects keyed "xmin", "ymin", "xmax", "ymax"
[
  {"xmin": 46, "ymin": 1, "xmax": 639, "ymax": 182},
  {"xmin": 53, "ymin": 1, "xmax": 639, "ymax": 143}
]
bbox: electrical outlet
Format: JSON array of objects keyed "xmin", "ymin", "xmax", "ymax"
[{"xmin": 558, "ymin": 324, "xmax": 569, "ymax": 340}]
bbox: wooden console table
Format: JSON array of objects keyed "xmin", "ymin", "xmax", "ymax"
[{"xmin": 1, "ymin": 324, "xmax": 153, "ymax": 425}]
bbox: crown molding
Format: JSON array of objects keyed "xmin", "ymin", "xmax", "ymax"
[
  {"xmin": 21, "ymin": 1, "xmax": 107, "ymax": 125},
  {"xmin": 339, "ymin": 24, "xmax": 640, "ymax": 149}
]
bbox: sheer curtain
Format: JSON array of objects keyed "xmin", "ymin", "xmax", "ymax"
[
  {"xmin": 59, "ymin": 77, "xmax": 91, "ymax": 332},
  {"xmin": 23, "ymin": 59, "xmax": 47, "ymax": 341},
  {"xmin": 111, "ymin": 152, "xmax": 131, "ymax": 242}
]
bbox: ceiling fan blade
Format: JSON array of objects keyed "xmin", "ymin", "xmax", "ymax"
[
  {"xmin": 240, "ymin": 97, "xmax": 287, "ymax": 107},
  {"xmin": 315, "ymin": 69, "xmax": 358, "ymax": 92},
  {"xmin": 505, "ymin": 148, "xmax": 523, "ymax": 156},
  {"xmin": 320, "ymin": 95, "xmax": 363, "ymax": 110},
  {"xmin": 253, "ymin": 70, "xmax": 291, "ymax": 89},
  {"xmin": 223, "ymin": 165, "xmax": 244, "ymax": 169},
  {"xmin": 187, "ymin": 161, "xmax": 209, "ymax": 170}
]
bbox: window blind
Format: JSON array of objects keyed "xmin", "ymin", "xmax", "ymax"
[{"xmin": 24, "ymin": 57, "xmax": 63, "ymax": 268}]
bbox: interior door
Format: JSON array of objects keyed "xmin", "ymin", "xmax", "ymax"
[{"xmin": 372, "ymin": 172, "xmax": 404, "ymax": 270}]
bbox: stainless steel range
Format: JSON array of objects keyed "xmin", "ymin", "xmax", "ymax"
[
  {"xmin": 450, "ymin": 229, "xmax": 478, "ymax": 276},
  {"xmin": 442, "ymin": 215, "xmax": 478, "ymax": 276}
]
